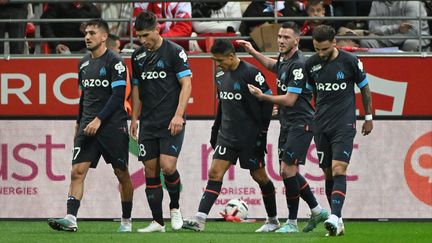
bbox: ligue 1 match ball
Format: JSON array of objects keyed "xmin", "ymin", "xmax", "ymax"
[{"xmin": 224, "ymin": 199, "xmax": 249, "ymax": 220}]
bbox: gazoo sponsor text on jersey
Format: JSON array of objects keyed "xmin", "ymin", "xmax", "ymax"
[
  {"xmin": 276, "ymin": 79, "xmax": 287, "ymax": 92},
  {"xmin": 316, "ymin": 82, "xmax": 347, "ymax": 91},
  {"xmin": 219, "ymin": 91, "xmax": 242, "ymax": 100},
  {"xmin": 141, "ymin": 71, "xmax": 167, "ymax": 80},
  {"xmin": 82, "ymin": 79, "xmax": 110, "ymax": 88}
]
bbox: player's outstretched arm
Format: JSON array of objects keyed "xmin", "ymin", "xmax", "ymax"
[
  {"xmin": 236, "ymin": 40, "xmax": 277, "ymax": 72},
  {"xmin": 169, "ymin": 76, "xmax": 192, "ymax": 136},
  {"xmin": 248, "ymin": 84, "xmax": 299, "ymax": 107},
  {"xmin": 360, "ymin": 84, "xmax": 373, "ymax": 136}
]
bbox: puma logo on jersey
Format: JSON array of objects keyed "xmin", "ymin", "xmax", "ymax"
[
  {"xmin": 316, "ymin": 82, "xmax": 347, "ymax": 91},
  {"xmin": 219, "ymin": 91, "xmax": 242, "ymax": 100},
  {"xmin": 82, "ymin": 79, "xmax": 110, "ymax": 87},
  {"xmin": 311, "ymin": 64, "xmax": 322, "ymax": 72},
  {"xmin": 215, "ymin": 70, "xmax": 224, "ymax": 78},
  {"xmin": 141, "ymin": 71, "xmax": 167, "ymax": 80},
  {"xmin": 80, "ymin": 60, "xmax": 89, "ymax": 70},
  {"xmin": 136, "ymin": 52, "xmax": 147, "ymax": 60}
]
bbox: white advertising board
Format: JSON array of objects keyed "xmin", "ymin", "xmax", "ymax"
[{"xmin": 0, "ymin": 120, "xmax": 431, "ymax": 219}]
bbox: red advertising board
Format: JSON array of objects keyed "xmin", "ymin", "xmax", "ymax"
[
  {"xmin": 0, "ymin": 56, "xmax": 431, "ymax": 117},
  {"xmin": 354, "ymin": 57, "xmax": 431, "ymax": 116}
]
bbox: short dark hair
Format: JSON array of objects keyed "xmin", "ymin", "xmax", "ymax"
[
  {"xmin": 281, "ymin": 21, "xmax": 300, "ymax": 35},
  {"xmin": 86, "ymin": 19, "xmax": 109, "ymax": 34},
  {"xmin": 210, "ymin": 39, "xmax": 235, "ymax": 56},
  {"xmin": 312, "ymin": 25, "xmax": 336, "ymax": 42},
  {"xmin": 135, "ymin": 10, "xmax": 157, "ymax": 31}
]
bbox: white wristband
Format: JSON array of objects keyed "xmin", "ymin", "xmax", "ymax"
[{"xmin": 365, "ymin": 114, "xmax": 373, "ymax": 121}]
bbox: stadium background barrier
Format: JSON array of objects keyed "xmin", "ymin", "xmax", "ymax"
[
  {"xmin": 0, "ymin": 120, "xmax": 431, "ymax": 219},
  {"xmin": 1, "ymin": 0, "xmax": 432, "ymax": 54},
  {"xmin": 0, "ymin": 55, "xmax": 431, "ymax": 117}
]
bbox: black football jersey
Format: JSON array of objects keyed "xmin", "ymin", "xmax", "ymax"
[
  {"xmin": 77, "ymin": 49, "xmax": 128, "ymax": 127},
  {"xmin": 131, "ymin": 39, "xmax": 192, "ymax": 137},
  {"xmin": 216, "ymin": 60, "xmax": 272, "ymax": 147},
  {"xmin": 305, "ymin": 50, "xmax": 368, "ymax": 132},
  {"xmin": 273, "ymin": 51, "xmax": 314, "ymax": 126}
]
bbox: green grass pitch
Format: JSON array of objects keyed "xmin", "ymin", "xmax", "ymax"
[{"xmin": 1, "ymin": 220, "xmax": 431, "ymax": 243}]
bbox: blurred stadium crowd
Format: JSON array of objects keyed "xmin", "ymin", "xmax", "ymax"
[{"xmin": 1, "ymin": 0, "xmax": 431, "ymax": 55}]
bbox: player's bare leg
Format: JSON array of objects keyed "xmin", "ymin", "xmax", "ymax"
[{"xmin": 250, "ymin": 168, "xmax": 280, "ymax": 232}]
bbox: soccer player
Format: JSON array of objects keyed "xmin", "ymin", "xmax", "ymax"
[
  {"xmin": 47, "ymin": 19, "xmax": 133, "ymax": 232},
  {"xmin": 182, "ymin": 39, "xmax": 280, "ymax": 233},
  {"xmin": 130, "ymin": 10, "xmax": 192, "ymax": 233},
  {"xmin": 306, "ymin": 25, "xmax": 373, "ymax": 236},
  {"xmin": 239, "ymin": 21, "xmax": 328, "ymax": 233}
]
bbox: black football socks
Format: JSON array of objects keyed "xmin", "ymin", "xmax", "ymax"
[
  {"xmin": 121, "ymin": 201, "xmax": 132, "ymax": 219},
  {"xmin": 164, "ymin": 170, "xmax": 181, "ymax": 209},
  {"xmin": 260, "ymin": 181, "xmax": 277, "ymax": 218},
  {"xmin": 325, "ymin": 179, "xmax": 334, "ymax": 207},
  {"xmin": 67, "ymin": 195, "xmax": 80, "ymax": 217},
  {"xmin": 296, "ymin": 172, "xmax": 318, "ymax": 209},
  {"xmin": 198, "ymin": 180, "xmax": 222, "ymax": 214},
  {"xmin": 331, "ymin": 175, "xmax": 346, "ymax": 217},
  {"xmin": 145, "ymin": 177, "xmax": 164, "ymax": 226},
  {"xmin": 283, "ymin": 176, "xmax": 299, "ymax": 220}
]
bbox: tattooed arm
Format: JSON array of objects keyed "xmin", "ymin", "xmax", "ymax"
[{"xmin": 360, "ymin": 84, "xmax": 373, "ymax": 136}]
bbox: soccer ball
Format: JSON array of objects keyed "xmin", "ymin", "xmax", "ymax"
[{"xmin": 224, "ymin": 199, "xmax": 248, "ymax": 220}]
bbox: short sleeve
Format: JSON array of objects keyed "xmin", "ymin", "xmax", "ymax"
[
  {"xmin": 353, "ymin": 57, "xmax": 368, "ymax": 89},
  {"xmin": 287, "ymin": 62, "xmax": 307, "ymax": 94},
  {"xmin": 173, "ymin": 48, "xmax": 192, "ymax": 79}
]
